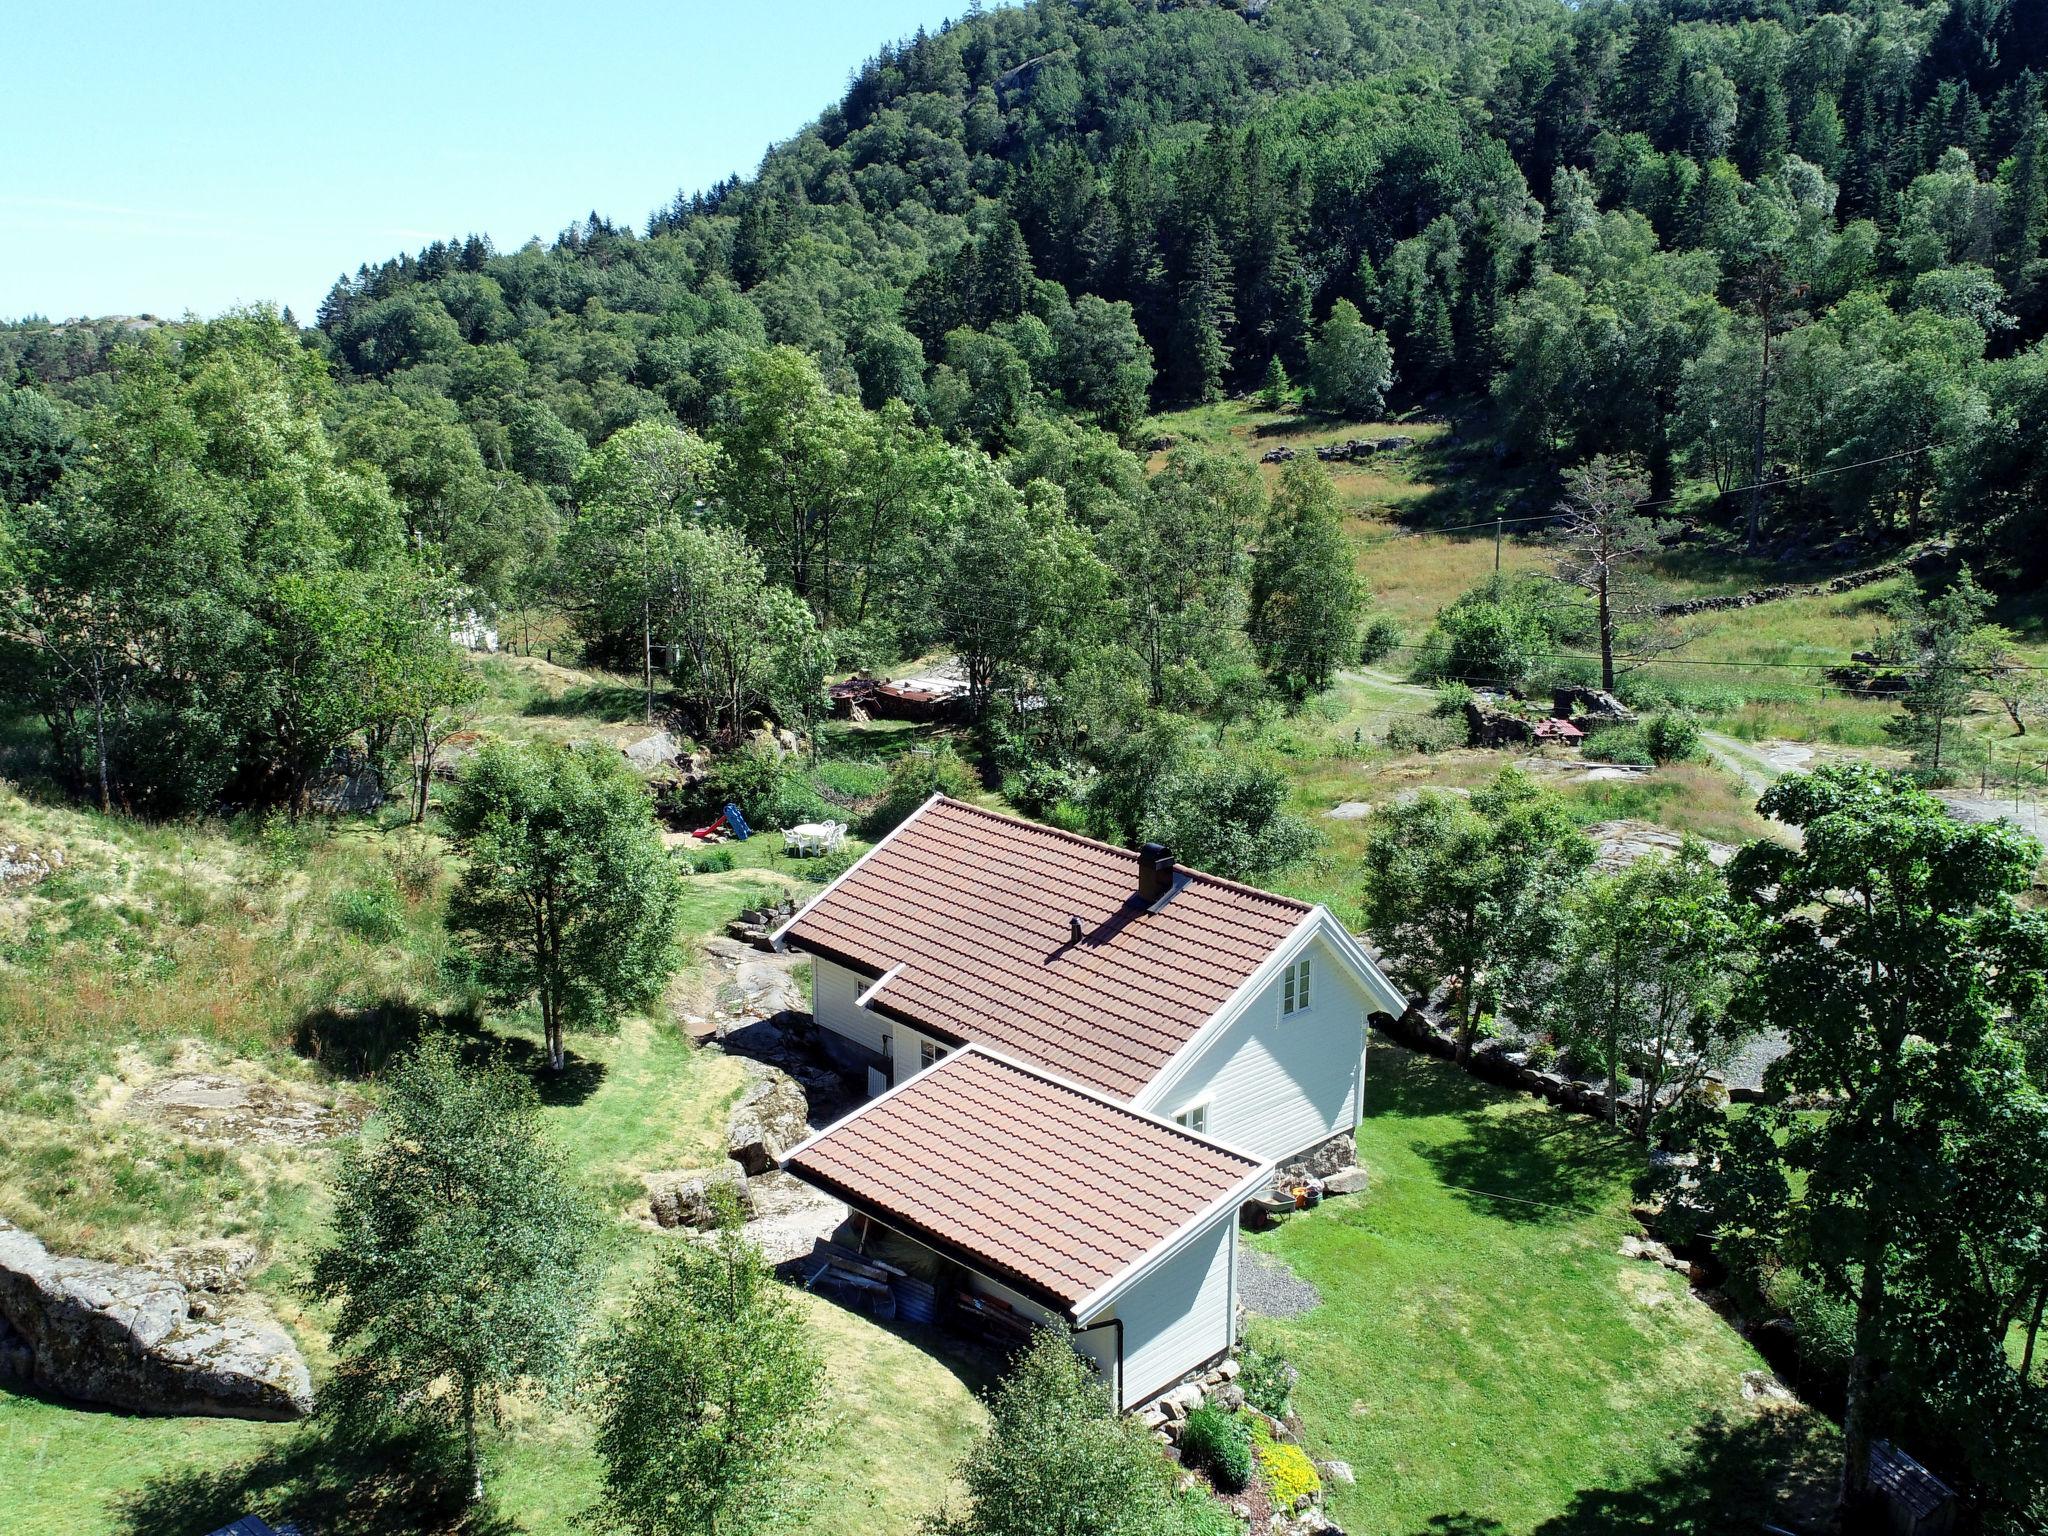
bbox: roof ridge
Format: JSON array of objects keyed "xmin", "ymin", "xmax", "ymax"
[{"xmin": 929, "ymin": 796, "xmax": 1313, "ymax": 914}]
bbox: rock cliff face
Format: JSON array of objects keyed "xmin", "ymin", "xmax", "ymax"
[{"xmin": 0, "ymin": 1219, "xmax": 312, "ymax": 1420}]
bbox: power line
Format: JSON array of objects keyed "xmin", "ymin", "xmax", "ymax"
[
  {"xmin": 1381, "ymin": 641, "xmax": 2048, "ymax": 676},
  {"xmin": 1390, "ymin": 445, "xmax": 1934, "ymax": 539}
]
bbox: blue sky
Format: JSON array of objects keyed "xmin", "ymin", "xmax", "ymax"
[{"xmin": 1, "ymin": 1, "xmax": 976, "ymax": 323}]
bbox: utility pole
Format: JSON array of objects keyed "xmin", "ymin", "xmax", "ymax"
[{"xmin": 1494, "ymin": 516, "xmax": 1503, "ymax": 574}]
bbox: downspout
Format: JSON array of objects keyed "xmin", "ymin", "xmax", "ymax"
[{"xmin": 1073, "ymin": 1315, "xmax": 1125, "ymax": 1410}]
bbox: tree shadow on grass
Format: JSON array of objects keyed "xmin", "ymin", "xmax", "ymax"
[
  {"xmin": 1368, "ymin": 1045, "xmax": 1642, "ymax": 1223},
  {"xmin": 1400, "ymin": 1411, "xmax": 1836, "ymax": 1536},
  {"xmin": 1423, "ymin": 1107, "xmax": 1643, "ymax": 1224},
  {"xmin": 520, "ymin": 680, "xmax": 649, "ymax": 721},
  {"xmin": 111, "ymin": 1419, "xmax": 519, "ymax": 1536},
  {"xmin": 293, "ymin": 1003, "xmax": 607, "ymax": 1106}
]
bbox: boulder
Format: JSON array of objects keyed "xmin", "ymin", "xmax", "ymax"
[
  {"xmin": 644, "ymin": 1165, "xmax": 756, "ymax": 1229},
  {"xmin": 1322, "ymin": 1459, "xmax": 1357, "ymax": 1486},
  {"xmin": 618, "ymin": 727, "xmax": 680, "ymax": 771},
  {"xmin": 0, "ymin": 1219, "xmax": 310, "ymax": 1420},
  {"xmin": 724, "ymin": 959, "xmax": 806, "ymax": 1020},
  {"xmin": 1324, "ymin": 1167, "xmax": 1370, "ymax": 1196},
  {"xmin": 1550, "ymin": 685, "xmax": 1635, "ymax": 725},
  {"xmin": 727, "ymin": 1063, "xmax": 813, "ymax": 1175},
  {"xmin": 1158, "ymin": 1380, "xmax": 1206, "ymax": 1419}
]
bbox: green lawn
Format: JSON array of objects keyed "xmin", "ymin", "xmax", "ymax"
[{"xmin": 1249, "ymin": 1045, "xmax": 1834, "ymax": 1536}]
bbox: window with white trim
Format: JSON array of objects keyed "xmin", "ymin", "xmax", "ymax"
[
  {"xmin": 1173, "ymin": 1101, "xmax": 1209, "ymax": 1135},
  {"xmin": 1282, "ymin": 955, "xmax": 1312, "ymax": 1015},
  {"xmin": 918, "ymin": 1040, "xmax": 948, "ymax": 1070}
]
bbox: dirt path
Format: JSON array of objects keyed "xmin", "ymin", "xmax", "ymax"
[{"xmin": 1700, "ymin": 732, "xmax": 1811, "ymax": 796}]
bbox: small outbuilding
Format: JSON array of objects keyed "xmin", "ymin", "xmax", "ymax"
[
  {"xmin": 783, "ymin": 1045, "xmax": 1270, "ymax": 1410},
  {"xmin": 1868, "ymin": 1440, "xmax": 1956, "ymax": 1536}
]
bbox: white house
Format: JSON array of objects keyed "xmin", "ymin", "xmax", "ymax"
[
  {"xmin": 772, "ymin": 794, "xmax": 1407, "ymax": 1406},
  {"xmin": 782, "ymin": 1045, "xmax": 1272, "ymax": 1410}
]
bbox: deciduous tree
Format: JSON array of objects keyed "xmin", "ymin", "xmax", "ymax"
[
  {"xmin": 934, "ymin": 1327, "xmax": 1183, "ymax": 1536},
  {"xmin": 585, "ymin": 1218, "xmax": 826, "ymax": 1536},
  {"xmin": 445, "ymin": 741, "xmax": 682, "ymax": 1071},
  {"xmin": 308, "ymin": 1036, "xmax": 601, "ymax": 1501},
  {"xmin": 1361, "ymin": 767, "xmax": 1594, "ymax": 1044},
  {"xmin": 1542, "ymin": 839, "xmax": 1744, "ymax": 1138},
  {"xmin": 1715, "ymin": 765, "xmax": 2048, "ymax": 1522}
]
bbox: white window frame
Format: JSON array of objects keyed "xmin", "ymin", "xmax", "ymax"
[
  {"xmin": 1282, "ymin": 955, "xmax": 1313, "ymax": 1016},
  {"xmin": 918, "ymin": 1039, "xmax": 949, "ymax": 1071},
  {"xmin": 1172, "ymin": 1100, "xmax": 1210, "ymax": 1135}
]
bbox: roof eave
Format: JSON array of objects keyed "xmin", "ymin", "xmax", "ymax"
[{"xmin": 768, "ymin": 790, "xmax": 949, "ymax": 952}]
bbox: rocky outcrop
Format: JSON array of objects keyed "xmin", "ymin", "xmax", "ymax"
[
  {"xmin": 0, "ymin": 1219, "xmax": 311, "ymax": 1420},
  {"xmin": 644, "ymin": 1165, "xmax": 755, "ymax": 1230},
  {"xmin": 726, "ymin": 1063, "xmax": 814, "ymax": 1176}
]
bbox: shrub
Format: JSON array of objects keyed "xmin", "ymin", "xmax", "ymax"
[
  {"xmin": 1237, "ymin": 1342, "xmax": 1296, "ymax": 1418},
  {"xmin": 1384, "ymin": 714, "xmax": 1465, "ymax": 754},
  {"xmin": 1003, "ymin": 759, "xmax": 1089, "ymax": 817},
  {"xmin": 863, "ymin": 747, "xmax": 978, "ymax": 837},
  {"xmin": 1179, "ymin": 1405, "xmax": 1253, "ymax": 1493},
  {"xmin": 698, "ymin": 747, "xmax": 827, "ymax": 831},
  {"xmin": 1431, "ymin": 681, "xmax": 1475, "ymax": 718},
  {"xmin": 332, "ymin": 880, "xmax": 405, "ymax": 943},
  {"xmin": 1643, "ymin": 709, "xmax": 1703, "ymax": 764},
  {"xmin": 1581, "ymin": 723, "xmax": 1653, "ymax": 766},
  {"xmin": 1357, "ymin": 613, "xmax": 1404, "ymax": 666},
  {"xmin": 1415, "ymin": 575, "xmax": 1554, "ymax": 690},
  {"xmin": 386, "ymin": 833, "xmax": 443, "ymax": 902},
  {"xmin": 796, "ymin": 846, "xmax": 859, "ymax": 883},
  {"xmin": 690, "ymin": 848, "xmax": 736, "ymax": 875},
  {"xmin": 1775, "ymin": 1272, "xmax": 1857, "ymax": 1374},
  {"xmin": 1254, "ymin": 1432, "xmax": 1322, "ymax": 1510}
]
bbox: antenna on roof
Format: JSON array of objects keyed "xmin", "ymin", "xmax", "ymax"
[{"xmin": 1068, "ymin": 915, "xmax": 1085, "ymax": 945}]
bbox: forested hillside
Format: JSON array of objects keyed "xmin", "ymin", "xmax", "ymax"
[{"xmin": 6, "ymin": 0, "xmax": 2048, "ymax": 822}]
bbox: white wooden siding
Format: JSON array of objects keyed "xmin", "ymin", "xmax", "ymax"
[
  {"xmin": 811, "ymin": 958, "xmax": 889, "ymax": 1055},
  {"xmin": 1138, "ymin": 933, "xmax": 1370, "ymax": 1163},
  {"xmin": 891, "ymin": 1022, "xmax": 956, "ymax": 1082},
  {"xmin": 1098, "ymin": 1217, "xmax": 1236, "ymax": 1407}
]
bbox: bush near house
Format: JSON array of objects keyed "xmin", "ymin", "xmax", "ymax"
[
  {"xmin": 1179, "ymin": 1405, "xmax": 1253, "ymax": 1493},
  {"xmin": 1236, "ymin": 1343, "xmax": 1296, "ymax": 1420},
  {"xmin": 1247, "ymin": 1416, "xmax": 1321, "ymax": 1510}
]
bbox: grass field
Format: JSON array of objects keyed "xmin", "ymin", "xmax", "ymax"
[{"xmin": 1249, "ymin": 1045, "xmax": 1835, "ymax": 1536}]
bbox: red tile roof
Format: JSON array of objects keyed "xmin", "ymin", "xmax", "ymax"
[
  {"xmin": 780, "ymin": 796, "xmax": 1312, "ymax": 1099},
  {"xmin": 784, "ymin": 1047, "xmax": 1263, "ymax": 1312}
]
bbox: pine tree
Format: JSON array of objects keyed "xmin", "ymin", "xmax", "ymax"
[
  {"xmin": 1171, "ymin": 218, "xmax": 1235, "ymax": 402},
  {"xmin": 1258, "ymin": 355, "xmax": 1293, "ymax": 409},
  {"xmin": 975, "ymin": 216, "xmax": 1037, "ymax": 327}
]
